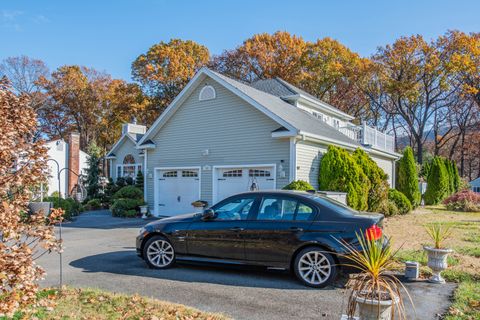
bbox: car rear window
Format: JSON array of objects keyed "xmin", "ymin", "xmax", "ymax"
[{"xmin": 311, "ymin": 195, "xmax": 358, "ymax": 216}]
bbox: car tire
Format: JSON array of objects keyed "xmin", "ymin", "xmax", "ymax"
[
  {"xmin": 293, "ymin": 246, "xmax": 337, "ymax": 288},
  {"xmin": 143, "ymin": 235, "xmax": 176, "ymax": 269}
]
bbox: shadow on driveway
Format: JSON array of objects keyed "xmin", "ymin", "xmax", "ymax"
[
  {"xmin": 69, "ymin": 249, "xmax": 344, "ymax": 290},
  {"xmin": 62, "ymin": 210, "xmax": 153, "ymax": 230}
]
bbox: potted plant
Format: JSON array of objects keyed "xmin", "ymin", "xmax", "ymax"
[
  {"xmin": 337, "ymin": 229, "xmax": 411, "ymax": 320},
  {"xmin": 191, "ymin": 200, "xmax": 208, "ymax": 212},
  {"xmin": 423, "ymin": 224, "xmax": 453, "ymax": 284}
]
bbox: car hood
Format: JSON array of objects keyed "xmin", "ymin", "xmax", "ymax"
[{"xmin": 145, "ymin": 212, "xmax": 199, "ymax": 227}]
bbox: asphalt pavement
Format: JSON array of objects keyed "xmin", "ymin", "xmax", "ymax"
[{"xmin": 38, "ymin": 210, "xmax": 455, "ymax": 320}]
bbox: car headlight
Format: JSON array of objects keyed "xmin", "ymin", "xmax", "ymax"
[{"xmin": 138, "ymin": 227, "xmax": 147, "ymax": 235}]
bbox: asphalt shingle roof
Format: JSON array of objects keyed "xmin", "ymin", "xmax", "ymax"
[{"xmin": 209, "ymin": 69, "xmax": 360, "ymax": 147}]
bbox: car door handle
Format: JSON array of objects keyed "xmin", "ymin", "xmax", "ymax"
[
  {"xmin": 290, "ymin": 227, "xmax": 304, "ymax": 232},
  {"xmin": 229, "ymin": 227, "xmax": 245, "ymax": 232}
]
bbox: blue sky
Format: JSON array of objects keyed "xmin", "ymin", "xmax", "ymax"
[{"xmin": 1, "ymin": 0, "xmax": 479, "ymax": 81}]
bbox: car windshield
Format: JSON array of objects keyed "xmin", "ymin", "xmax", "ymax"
[{"xmin": 311, "ymin": 195, "xmax": 358, "ymax": 216}]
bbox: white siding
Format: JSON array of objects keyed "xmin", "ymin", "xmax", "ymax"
[
  {"xmin": 146, "ymin": 78, "xmax": 290, "ymax": 212},
  {"xmin": 295, "ymin": 140, "xmax": 328, "ymax": 190},
  {"xmin": 46, "ymin": 140, "xmax": 68, "ymax": 196}
]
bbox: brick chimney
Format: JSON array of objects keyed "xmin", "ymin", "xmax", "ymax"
[{"xmin": 67, "ymin": 132, "xmax": 80, "ymax": 196}]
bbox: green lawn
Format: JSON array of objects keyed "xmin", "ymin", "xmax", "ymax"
[{"xmin": 385, "ymin": 206, "xmax": 480, "ymax": 319}]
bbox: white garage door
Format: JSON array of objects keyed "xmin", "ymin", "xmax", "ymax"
[
  {"xmin": 215, "ymin": 166, "xmax": 275, "ymax": 203},
  {"xmin": 156, "ymin": 168, "xmax": 200, "ymax": 216}
]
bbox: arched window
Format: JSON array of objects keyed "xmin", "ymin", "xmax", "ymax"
[
  {"xmin": 123, "ymin": 154, "xmax": 135, "ymax": 164},
  {"xmin": 199, "ymin": 85, "xmax": 216, "ymax": 101},
  {"xmin": 117, "ymin": 154, "xmax": 140, "ymax": 180}
]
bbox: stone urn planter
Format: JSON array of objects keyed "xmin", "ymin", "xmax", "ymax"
[
  {"xmin": 424, "ymin": 246, "xmax": 453, "ymax": 284},
  {"xmin": 354, "ymin": 293, "xmax": 400, "ymax": 320},
  {"xmin": 139, "ymin": 205, "xmax": 149, "ymax": 219}
]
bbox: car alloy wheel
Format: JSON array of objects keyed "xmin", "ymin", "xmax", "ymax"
[
  {"xmin": 294, "ymin": 247, "xmax": 336, "ymax": 287},
  {"xmin": 145, "ymin": 237, "xmax": 175, "ymax": 268}
]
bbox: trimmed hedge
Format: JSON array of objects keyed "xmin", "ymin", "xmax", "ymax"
[
  {"xmin": 319, "ymin": 145, "xmax": 370, "ymax": 211},
  {"xmin": 396, "ymin": 147, "xmax": 421, "ymax": 208},
  {"xmin": 111, "ymin": 198, "xmax": 144, "ymax": 217},
  {"xmin": 424, "ymin": 156, "xmax": 450, "ymax": 205},
  {"xmin": 282, "ymin": 180, "xmax": 314, "ymax": 191},
  {"xmin": 113, "ymin": 186, "xmax": 143, "ymax": 200},
  {"xmin": 85, "ymin": 198, "xmax": 102, "ymax": 211},
  {"xmin": 353, "ymin": 148, "xmax": 389, "ymax": 212},
  {"xmin": 388, "ymin": 189, "xmax": 412, "ymax": 215},
  {"xmin": 111, "ymin": 185, "xmax": 144, "ymax": 217}
]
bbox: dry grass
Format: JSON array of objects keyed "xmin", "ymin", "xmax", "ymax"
[
  {"xmin": 3, "ymin": 287, "xmax": 230, "ymax": 320},
  {"xmin": 384, "ymin": 205, "xmax": 480, "ymax": 277}
]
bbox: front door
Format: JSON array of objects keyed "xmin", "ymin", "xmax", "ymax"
[
  {"xmin": 157, "ymin": 169, "xmax": 200, "ymax": 216},
  {"xmin": 186, "ymin": 195, "xmax": 257, "ymax": 260},
  {"xmin": 244, "ymin": 195, "xmax": 316, "ymax": 263}
]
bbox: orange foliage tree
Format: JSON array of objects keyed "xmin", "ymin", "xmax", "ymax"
[{"xmin": 0, "ymin": 78, "xmax": 63, "ymax": 316}]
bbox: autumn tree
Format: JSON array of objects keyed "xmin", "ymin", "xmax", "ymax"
[
  {"xmin": 0, "ymin": 78, "xmax": 63, "ymax": 316},
  {"xmin": 132, "ymin": 39, "xmax": 210, "ymax": 118},
  {"xmin": 38, "ymin": 65, "xmax": 112, "ymax": 149},
  {"xmin": 301, "ymin": 38, "xmax": 370, "ymax": 119},
  {"xmin": 373, "ymin": 35, "xmax": 456, "ymax": 164}
]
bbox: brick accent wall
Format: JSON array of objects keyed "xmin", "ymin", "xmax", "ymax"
[{"xmin": 67, "ymin": 132, "xmax": 80, "ymax": 196}]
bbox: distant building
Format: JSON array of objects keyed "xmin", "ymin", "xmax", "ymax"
[
  {"xmin": 45, "ymin": 133, "xmax": 89, "ymax": 197},
  {"xmin": 470, "ymin": 177, "xmax": 480, "ymax": 193}
]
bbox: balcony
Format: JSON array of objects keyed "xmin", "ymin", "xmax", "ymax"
[{"xmin": 339, "ymin": 123, "xmax": 395, "ymax": 153}]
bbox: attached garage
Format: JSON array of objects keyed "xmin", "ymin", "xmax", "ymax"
[
  {"xmin": 213, "ymin": 165, "xmax": 276, "ymax": 204},
  {"xmin": 154, "ymin": 168, "xmax": 200, "ymax": 216}
]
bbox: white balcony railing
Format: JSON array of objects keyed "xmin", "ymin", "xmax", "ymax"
[{"xmin": 338, "ymin": 123, "xmax": 395, "ymax": 153}]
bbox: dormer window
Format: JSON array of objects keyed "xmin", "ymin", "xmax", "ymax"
[{"xmin": 199, "ymin": 85, "xmax": 216, "ymax": 101}]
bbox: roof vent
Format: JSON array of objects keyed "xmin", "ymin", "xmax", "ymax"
[{"xmin": 199, "ymin": 85, "xmax": 216, "ymax": 101}]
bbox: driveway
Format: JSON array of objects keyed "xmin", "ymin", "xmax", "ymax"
[{"xmin": 39, "ymin": 211, "xmax": 454, "ymax": 320}]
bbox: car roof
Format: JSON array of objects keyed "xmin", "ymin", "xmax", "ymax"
[{"xmin": 231, "ymin": 189, "xmax": 320, "ymax": 199}]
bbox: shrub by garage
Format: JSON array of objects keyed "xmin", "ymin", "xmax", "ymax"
[
  {"xmin": 111, "ymin": 186, "xmax": 145, "ymax": 217},
  {"xmin": 283, "ymin": 180, "xmax": 314, "ymax": 191}
]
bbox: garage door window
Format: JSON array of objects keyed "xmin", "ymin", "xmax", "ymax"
[
  {"xmin": 163, "ymin": 171, "xmax": 177, "ymax": 177},
  {"xmin": 223, "ymin": 169, "xmax": 242, "ymax": 177},
  {"xmin": 249, "ymin": 169, "xmax": 271, "ymax": 177},
  {"xmin": 182, "ymin": 170, "xmax": 198, "ymax": 177}
]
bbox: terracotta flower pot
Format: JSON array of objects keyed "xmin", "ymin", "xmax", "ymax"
[
  {"xmin": 355, "ymin": 293, "xmax": 399, "ymax": 320},
  {"xmin": 424, "ymin": 246, "xmax": 453, "ymax": 284}
]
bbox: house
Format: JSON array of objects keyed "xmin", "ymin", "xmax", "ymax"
[
  {"xmin": 106, "ymin": 122, "xmax": 146, "ymax": 181},
  {"xmin": 470, "ymin": 177, "xmax": 480, "ymax": 193},
  {"xmin": 107, "ymin": 68, "xmax": 400, "ymax": 216},
  {"xmin": 45, "ymin": 132, "xmax": 89, "ymax": 198}
]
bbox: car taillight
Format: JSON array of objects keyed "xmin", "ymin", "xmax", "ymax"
[{"xmin": 366, "ymin": 224, "xmax": 382, "ymax": 241}]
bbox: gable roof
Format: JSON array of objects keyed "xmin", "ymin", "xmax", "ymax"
[
  {"xmin": 106, "ymin": 132, "xmax": 139, "ymax": 157},
  {"xmin": 138, "ymin": 67, "xmax": 362, "ymax": 150}
]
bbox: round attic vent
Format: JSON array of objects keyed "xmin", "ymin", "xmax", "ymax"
[{"xmin": 199, "ymin": 85, "xmax": 216, "ymax": 101}]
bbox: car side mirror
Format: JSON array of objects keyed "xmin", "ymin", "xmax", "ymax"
[{"xmin": 202, "ymin": 209, "xmax": 216, "ymax": 220}]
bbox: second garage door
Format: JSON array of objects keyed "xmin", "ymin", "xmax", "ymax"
[
  {"xmin": 214, "ymin": 166, "xmax": 276, "ymax": 203},
  {"xmin": 156, "ymin": 168, "xmax": 200, "ymax": 216}
]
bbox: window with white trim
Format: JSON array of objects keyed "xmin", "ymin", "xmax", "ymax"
[
  {"xmin": 116, "ymin": 154, "xmax": 142, "ymax": 180},
  {"xmin": 223, "ymin": 169, "xmax": 242, "ymax": 177}
]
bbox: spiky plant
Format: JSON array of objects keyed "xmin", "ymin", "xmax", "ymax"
[
  {"xmin": 425, "ymin": 224, "xmax": 452, "ymax": 249},
  {"xmin": 337, "ymin": 232, "xmax": 412, "ymax": 319}
]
